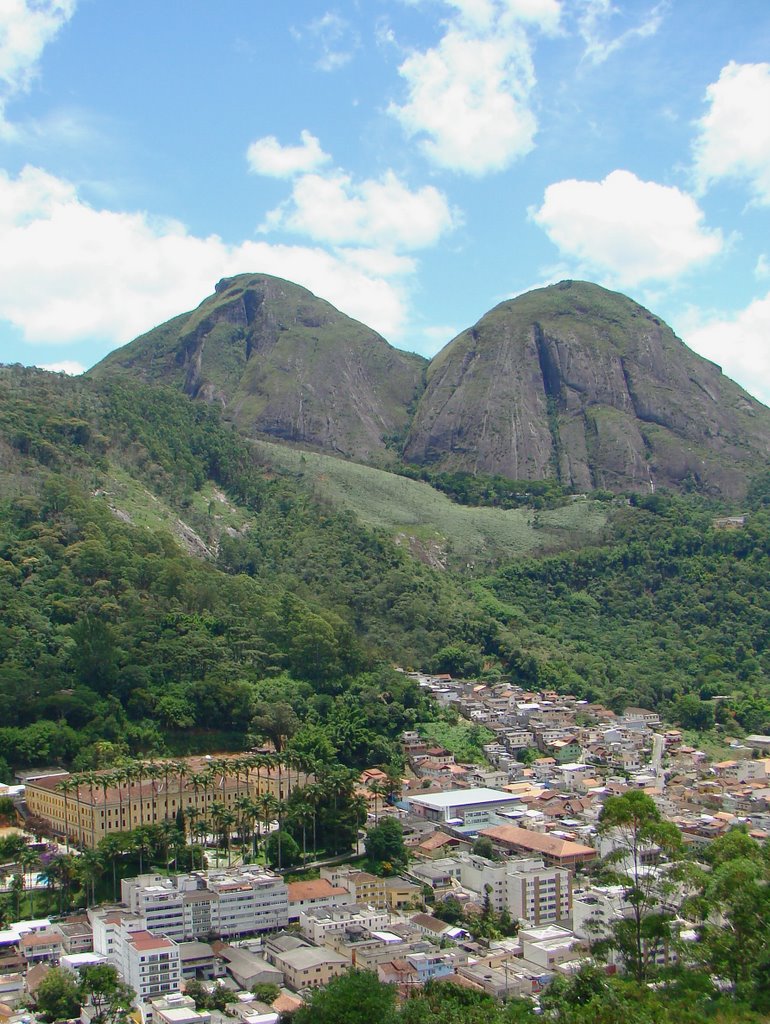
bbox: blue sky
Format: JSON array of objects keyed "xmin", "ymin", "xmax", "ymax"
[{"xmin": 1, "ymin": 1, "xmax": 770, "ymax": 403}]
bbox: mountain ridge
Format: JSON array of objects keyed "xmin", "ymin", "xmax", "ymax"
[
  {"xmin": 91, "ymin": 273, "xmax": 427, "ymax": 465},
  {"xmin": 90, "ymin": 275, "xmax": 770, "ymax": 500}
]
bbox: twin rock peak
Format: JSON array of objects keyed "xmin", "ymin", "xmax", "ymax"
[{"xmin": 90, "ymin": 274, "xmax": 770, "ymax": 499}]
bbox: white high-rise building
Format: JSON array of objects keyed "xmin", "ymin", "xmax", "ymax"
[
  {"xmin": 121, "ymin": 869, "xmax": 288, "ymax": 940},
  {"xmin": 90, "ymin": 911, "xmax": 181, "ymax": 1004},
  {"xmin": 452, "ymin": 854, "xmax": 572, "ymax": 925}
]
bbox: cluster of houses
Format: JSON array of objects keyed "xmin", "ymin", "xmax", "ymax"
[{"xmin": 2, "ymin": 675, "xmax": 770, "ymax": 1020}]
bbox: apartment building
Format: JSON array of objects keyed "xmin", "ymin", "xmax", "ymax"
[
  {"xmin": 506, "ymin": 858, "xmax": 571, "ymax": 926},
  {"xmin": 120, "ymin": 869, "xmax": 289, "ymax": 940},
  {"xmin": 92, "ymin": 911, "xmax": 182, "ymax": 1004},
  {"xmin": 287, "ymin": 879, "xmax": 353, "ymax": 923},
  {"xmin": 319, "ymin": 867, "xmax": 388, "ymax": 910},
  {"xmin": 424, "ymin": 853, "xmax": 571, "ymax": 925},
  {"xmin": 264, "ymin": 934, "xmax": 348, "ymax": 992},
  {"xmin": 298, "ymin": 905, "xmax": 389, "ymax": 944},
  {"xmin": 121, "ymin": 931, "xmax": 182, "ymax": 1004}
]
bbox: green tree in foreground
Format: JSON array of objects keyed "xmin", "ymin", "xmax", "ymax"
[
  {"xmin": 597, "ymin": 790, "xmax": 682, "ymax": 981},
  {"xmin": 292, "ymin": 970, "xmax": 397, "ymax": 1024},
  {"xmin": 264, "ymin": 830, "xmax": 301, "ymax": 870},
  {"xmin": 251, "ymin": 983, "xmax": 280, "ymax": 1004},
  {"xmin": 78, "ymin": 964, "xmax": 134, "ymax": 1024},
  {"xmin": 35, "ymin": 967, "xmax": 81, "ymax": 1022},
  {"xmin": 364, "ymin": 817, "xmax": 407, "ymax": 873}
]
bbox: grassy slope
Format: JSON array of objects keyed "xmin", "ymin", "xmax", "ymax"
[{"xmin": 252, "ymin": 439, "xmax": 608, "ymax": 566}]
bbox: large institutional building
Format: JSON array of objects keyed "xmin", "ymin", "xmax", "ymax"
[{"xmin": 24, "ymin": 754, "xmax": 311, "ymax": 848}]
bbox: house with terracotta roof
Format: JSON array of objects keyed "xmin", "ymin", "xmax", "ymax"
[
  {"xmin": 286, "ymin": 879, "xmax": 352, "ymax": 922},
  {"xmin": 479, "ymin": 825, "xmax": 596, "ymax": 870},
  {"xmin": 414, "ymin": 831, "xmax": 472, "ymax": 860}
]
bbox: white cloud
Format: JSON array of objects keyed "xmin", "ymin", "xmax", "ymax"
[
  {"xmin": 683, "ymin": 292, "xmax": 770, "ymax": 406},
  {"xmin": 388, "ymin": 0, "xmax": 561, "ymax": 174},
  {"xmin": 263, "ymin": 169, "xmax": 456, "ymax": 250},
  {"xmin": 532, "ymin": 169, "xmax": 723, "ymax": 287},
  {"xmin": 693, "ymin": 61, "xmax": 770, "ymax": 205},
  {"xmin": 294, "ymin": 11, "xmax": 361, "ymax": 72},
  {"xmin": 756, "ymin": 254, "xmax": 770, "ymax": 280},
  {"xmin": 246, "ymin": 130, "xmax": 331, "ymax": 178},
  {"xmin": 0, "ymin": 0, "xmax": 76, "ymax": 132},
  {"xmin": 578, "ymin": 0, "xmax": 664, "ymax": 66},
  {"xmin": 0, "ymin": 165, "xmax": 415, "ymax": 351},
  {"xmin": 38, "ymin": 359, "xmax": 84, "ymax": 375},
  {"xmin": 390, "ymin": 28, "xmax": 536, "ymax": 174}
]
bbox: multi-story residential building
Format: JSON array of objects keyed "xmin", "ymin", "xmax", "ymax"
[
  {"xmin": 92, "ymin": 912, "xmax": 182, "ymax": 1004},
  {"xmin": 480, "ymin": 825, "xmax": 597, "ymax": 871},
  {"xmin": 319, "ymin": 867, "xmax": 388, "ymax": 910},
  {"xmin": 287, "ymin": 879, "xmax": 353, "ymax": 922},
  {"xmin": 19, "ymin": 929, "xmax": 63, "ymax": 964},
  {"xmin": 52, "ymin": 916, "xmax": 93, "ymax": 954},
  {"xmin": 572, "ymin": 885, "xmax": 678, "ymax": 970},
  {"xmin": 121, "ymin": 930, "xmax": 181, "ymax": 1004},
  {"xmin": 299, "ymin": 905, "xmax": 389, "ymax": 944},
  {"xmin": 25, "ymin": 755, "xmax": 312, "ymax": 848},
  {"xmin": 264, "ymin": 933, "xmax": 348, "ymax": 992},
  {"xmin": 505, "ymin": 858, "xmax": 571, "ymax": 926},
  {"xmin": 147, "ymin": 992, "xmax": 211, "ymax": 1024},
  {"xmin": 419, "ymin": 853, "xmax": 571, "ymax": 925},
  {"xmin": 120, "ymin": 869, "xmax": 289, "ymax": 940}
]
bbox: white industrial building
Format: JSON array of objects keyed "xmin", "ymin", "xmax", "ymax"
[{"xmin": 407, "ymin": 788, "xmax": 524, "ymax": 825}]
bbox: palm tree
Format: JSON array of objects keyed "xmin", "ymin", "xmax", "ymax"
[
  {"xmin": 209, "ymin": 802, "xmax": 226, "ymax": 859},
  {"xmin": 156, "ymin": 820, "xmax": 179, "ymax": 872},
  {"xmin": 118, "ymin": 763, "xmax": 138, "ymax": 832},
  {"xmin": 188, "ymin": 771, "xmax": 209, "ymax": 821},
  {"xmin": 256, "ymin": 793, "xmax": 279, "ymax": 862},
  {"xmin": 80, "ymin": 771, "xmax": 100, "ymax": 848},
  {"xmin": 98, "ymin": 833, "xmax": 125, "ymax": 900},
  {"xmin": 17, "ymin": 844, "xmax": 40, "ymax": 917},
  {"xmin": 57, "ymin": 777, "xmax": 77, "ymax": 852},
  {"xmin": 97, "ymin": 770, "xmax": 118, "ymax": 844},
  {"xmin": 288, "ymin": 796, "xmax": 313, "ymax": 867},
  {"xmin": 10, "ymin": 874, "xmax": 23, "ymax": 921},
  {"xmin": 170, "ymin": 759, "xmax": 189, "ymax": 825},
  {"xmin": 145, "ymin": 761, "xmax": 163, "ymax": 825},
  {"xmin": 249, "ymin": 753, "xmax": 267, "ymax": 800},
  {"xmin": 134, "ymin": 762, "xmax": 148, "ymax": 828},
  {"xmin": 220, "ymin": 810, "xmax": 236, "ymax": 866},
  {"xmin": 132, "ymin": 827, "xmax": 153, "ymax": 875},
  {"xmin": 184, "ymin": 807, "xmax": 200, "ymax": 846},
  {"xmin": 368, "ymin": 780, "xmax": 387, "ymax": 825},
  {"xmin": 305, "ymin": 782, "xmax": 324, "ymax": 860},
  {"xmin": 351, "ymin": 794, "xmax": 369, "ymax": 855},
  {"xmin": 77, "ymin": 848, "xmax": 104, "ymax": 906},
  {"xmin": 38, "ymin": 860, "xmax": 63, "ymax": 914},
  {"xmin": 233, "ymin": 795, "xmax": 255, "ymax": 855}
]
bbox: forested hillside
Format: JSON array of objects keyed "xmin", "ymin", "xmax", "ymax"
[
  {"xmin": 1, "ymin": 364, "xmax": 769, "ymax": 778},
  {"xmin": 0, "ymin": 366, "xmax": 493, "ymax": 777},
  {"xmin": 477, "ymin": 490, "xmax": 770, "ymax": 737}
]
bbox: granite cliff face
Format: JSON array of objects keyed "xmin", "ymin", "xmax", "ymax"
[
  {"xmin": 90, "ymin": 274, "xmax": 427, "ymax": 462},
  {"xmin": 402, "ymin": 281, "xmax": 770, "ymax": 497},
  {"xmin": 91, "ymin": 276, "xmax": 770, "ymax": 499}
]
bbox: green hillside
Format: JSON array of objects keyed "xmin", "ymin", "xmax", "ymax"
[
  {"xmin": 2, "ymin": 363, "xmax": 770, "ymax": 780},
  {"xmin": 251, "ymin": 438, "xmax": 609, "ymax": 566}
]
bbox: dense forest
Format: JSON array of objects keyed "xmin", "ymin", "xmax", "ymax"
[
  {"xmin": 0, "ymin": 366, "xmax": 489, "ymax": 777},
  {"xmin": 1, "ymin": 364, "xmax": 769, "ymax": 777},
  {"xmin": 477, "ymin": 489, "xmax": 770, "ymax": 736}
]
